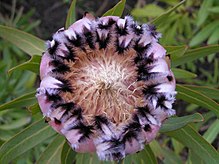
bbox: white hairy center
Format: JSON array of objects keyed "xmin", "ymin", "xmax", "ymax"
[{"xmin": 61, "ymin": 47, "xmax": 145, "ymax": 124}]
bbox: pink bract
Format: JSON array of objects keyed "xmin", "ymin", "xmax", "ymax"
[{"xmin": 36, "ymin": 13, "xmax": 176, "ymax": 161}]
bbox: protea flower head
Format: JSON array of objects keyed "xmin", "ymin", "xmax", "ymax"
[{"xmin": 36, "ymin": 13, "xmax": 176, "ymax": 161}]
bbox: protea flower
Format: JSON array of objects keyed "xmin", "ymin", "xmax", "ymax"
[{"xmin": 36, "ymin": 13, "xmax": 176, "ymax": 161}]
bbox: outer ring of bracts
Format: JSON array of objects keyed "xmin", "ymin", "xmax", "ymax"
[{"xmin": 36, "ymin": 13, "xmax": 176, "ymax": 161}]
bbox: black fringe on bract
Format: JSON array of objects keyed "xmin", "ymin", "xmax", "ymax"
[
  {"xmin": 48, "ymin": 40, "xmax": 59, "ymax": 55},
  {"xmin": 50, "ymin": 60, "xmax": 71, "ymax": 74},
  {"xmin": 71, "ymin": 122, "xmax": 94, "ymax": 142},
  {"xmin": 56, "ymin": 77, "xmax": 73, "ymax": 93},
  {"xmin": 45, "ymin": 91, "xmax": 62, "ymax": 103},
  {"xmin": 96, "ymin": 31, "xmax": 111, "ymax": 49},
  {"xmin": 83, "ymin": 26, "xmax": 95, "ymax": 49},
  {"xmin": 94, "ymin": 115, "xmax": 110, "ymax": 131}
]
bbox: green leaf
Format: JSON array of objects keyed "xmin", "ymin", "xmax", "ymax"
[
  {"xmin": 197, "ymin": 0, "xmax": 214, "ymax": 27},
  {"xmin": 162, "ymin": 148, "xmax": 183, "ymax": 164},
  {"xmin": 8, "ymin": 55, "xmax": 41, "ymax": 74},
  {"xmin": 61, "ymin": 141, "xmax": 77, "ymax": 164},
  {"xmin": 162, "ymin": 20, "xmax": 178, "ymax": 45},
  {"xmin": 0, "ymin": 130, "xmax": 14, "ymax": 141},
  {"xmin": 36, "ymin": 135, "xmax": 65, "ymax": 164},
  {"xmin": 172, "ymin": 45, "xmax": 219, "ymax": 67},
  {"xmin": 122, "ymin": 154, "xmax": 133, "ymax": 164},
  {"xmin": 75, "ymin": 153, "xmax": 116, "ymax": 164},
  {"xmin": 207, "ymin": 28, "xmax": 219, "ymax": 44},
  {"xmin": 0, "ymin": 25, "xmax": 45, "ymax": 56},
  {"xmin": 65, "ymin": 0, "xmax": 77, "ymax": 29},
  {"xmin": 28, "ymin": 103, "xmax": 41, "ymax": 115},
  {"xmin": 0, "ymin": 119, "xmax": 56, "ymax": 163},
  {"xmin": 187, "ymin": 150, "xmax": 205, "ymax": 164},
  {"xmin": 213, "ymin": 59, "xmax": 218, "ymax": 83},
  {"xmin": 203, "ymin": 119, "xmax": 219, "ymax": 144},
  {"xmin": 171, "ymin": 139, "xmax": 184, "ymax": 155},
  {"xmin": 194, "ymin": 112, "xmax": 216, "ymax": 131},
  {"xmin": 157, "ymin": 0, "xmax": 179, "ymax": 6},
  {"xmin": 165, "ymin": 125, "xmax": 219, "ymax": 164},
  {"xmin": 76, "ymin": 153, "xmax": 97, "ymax": 164},
  {"xmin": 75, "ymin": 147, "xmax": 156, "ymax": 164},
  {"xmin": 103, "ymin": 0, "xmax": 126, "ymax": 17},
  {"xmin": 0, "ymin": 91, "xmax": 36, "ymax": 111},
  {"xmin": 182, "ymin": 15, "xmax": 192, "ymax": 37},
  {"xmin": 164, "ymin": 45, "xmax": 188, "ymax": 61},
  {"xmin": 190, "ymin": 21, "xmax": 219, "ymax": 47},
  {"xmin": 132, "ymin": 145, "xmax": 157, "ymax": 164},
  {"xmin": 160, "ymin": 113, "xmax": 203, "ymax": 133},
  {"xmin": 0, "ymin": 117, "xmax": 31, "ymax": 130},
  {"xmin": 151, "ymin": 0, "xmax": 185, "ymax": 27},
  {"xmin": 176, "ymin": 84, "xmax": 219, "ymax": 118},
  {"xmin": 182, "ymin": 85, "xmax": 219, "ymax": 100},
  {"xmin": 149, "ymin": 141, "xmax": 163, "ymax": 159},
  {"xmin": 208, "ymin": 6, "xmax": 219, "ymax": 13},
  {"xmin": 172, "ymin": 68, "xmax": 197, "ymax": 79},
  {"xmin": 131, "ymin": 4, "xmax": 165, "ymax": 18},
  {"xmin": 150, "ymin": 140, "xmax": 184, "ymax": 163}
]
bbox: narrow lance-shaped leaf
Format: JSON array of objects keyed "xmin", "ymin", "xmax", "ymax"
[
  {"xmin": 103, "ymin": 0, "xmax": 126, "ymax": 17},
  {"xmin": 165, "ymin": 125, "xmax": 219, "ymax": 164},
  {"xmin": 149, "ymin": 141, "xmax": 163, "ymax": 159},
  {"xmin": 164, "ymin": 45, "xmax": 188, "ymax": 61},
  {"xmin": 65, "ymin": 0, "xmax": 77, "ymax": 28},
  {"xmin": 208, "ymin": 7, "xmax": 219, "ymax": 13},
  {"xmin": 171, "ymin": 139, "xmax": 184, "ymax": 155},
  {"xmin": 176, "ymin": 84, "xmax": 219, "ymax": 118},
  {"xmin": 8, "ymin": 55, "xmax": 41, "ymax": 75},
  {"xmin": 0, "ymin": 130, "xmax": 13, "ymax": 142},
  {"xmin": 28, "ymin": 103, "xmax": 41, "ymax": 115},
  {"xmin": 203, "ymin": 119, "xmax": 219, "ymax": 144},
  {"xmin": 207, "ymin": 28, "xmax": 219, "ymax": 44},
  {"xmin": 151, "ymin": 0, "xmax": 185, "ymax": 27},
  {"xmin": 172, "ymin": 45, "xmax": 219, "ymax": 67},
  {"xmin": 150, "ymin": 140, "xmax": 184, "ymax": 163},
  {"xmin": 75, "ymin": 153, "xmax": 97, "ymax": 164},
  {"xmin": 189, "ymin": 20, "xmax": 219, "ymax": 47},
  {"xmin": 61, "ymin": 141, "xmax": 77, "ymax": 164},
  {"xmin": 131, "ymin": 4, "xmax": 165, "ymax": 18},
  {"xmin": 162, "ymin": 148, "xmax": 183, "ymax": 164},
  {"xmin": 160, "ymin": 113, "xmax": 204, "ymax": 133},
  {"xmin": 0, "ymin": 25, "xmax": 45, "ymax": 56},
  {"xmin": 0, "ymin": 119, "xmax": 56, "ymax": 163},
  {"xmin": 172, "ymin": 68, "xmax": 197, "ymax": 79},
  {"xmin": 36, "ymin": 134, "xmax": 65, "ymax": 164},
  {"xmin": 122, "ymin": 154, "xmax": 133, "ymax": 164},
  {"xmin": 196, "ymin": 0, "xmax": 214, "ymax": 27},
  {"xmin": 187, "ymin": 150, "xmax": 205, "ymax": 164},
  {"xmin": 0, "ymin": 91, "xmax": 36, "ymax": 111},
  {"xmin": 0, "ymin": 117, "xmax": 31, "ymax": 130},
  {"xmin": 132, "ymin": 145, "xmax": 157, "ymax": 164},
  {"xmin": 183, "ymin": 85, "xmax": 219, "ymax": 100},
  {"xmin": 75, "ymin": 153, "xmax": 115, "ymax": 164}
]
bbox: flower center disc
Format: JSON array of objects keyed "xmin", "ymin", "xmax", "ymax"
[{"xmin": 61, "ymin": 46, "xmax": 145, "ymax": 124}]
